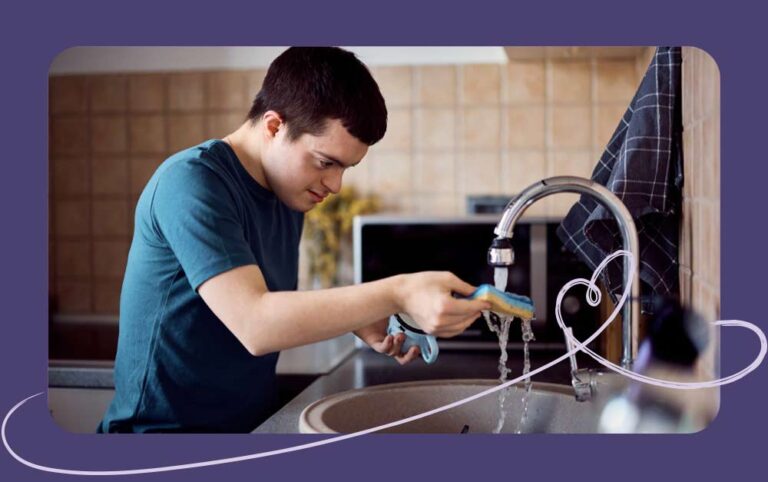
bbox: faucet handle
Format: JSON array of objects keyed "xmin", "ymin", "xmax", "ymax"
[{"xmin": 572, "ymin": 368, "xmax": 598, "ymax": 402}]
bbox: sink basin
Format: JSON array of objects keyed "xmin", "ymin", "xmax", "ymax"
[{"xmin": 299, "ymin": 379, "xmax": 605, "ymax": 434}]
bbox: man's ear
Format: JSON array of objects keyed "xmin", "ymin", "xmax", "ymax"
[{"xmin": 261, "ymin": 111, "xmax": 284, "ymax": 140}]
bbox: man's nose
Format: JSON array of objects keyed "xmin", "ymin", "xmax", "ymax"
[{"xmin": 322, "ymin": 169, "xmax": 343, "ymax": 194}]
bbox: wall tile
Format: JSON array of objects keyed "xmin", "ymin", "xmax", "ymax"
[
  {"xmin": 461, "ymin": 107, "xmax": 500, "ymax": 149},
  {"xmin": 53, "ymin": 158, "xmax": 89, "ymax": 197},
  {"xmin": 682, "ymin": 48, "xmax": 693, "ymax": 125},
  {"xmin": 505, "ymin": 61, "xmax": 545, "ymax": 104},
  {"xmin": 461, "ymin": 64, "xmax": 500, "ymax": 105},
  {"xmin": 246, "ymin": 69, "xmax": 268, "ymax": 101},
  {"xmin": 372, "ymin": 66, "xmax": 412, "ymax": 107},
  {"xmin": 50, "ymin": 76, "xmax": 88, "ymax": 114},
  {"xmin": 128, "ymin": 74, "xmax": 165, "ymax": 112},
  {"xmin": 680, "ymin": 198, "xmax": 693, "ymax": 269},
  {"xmin": 129, "ymin": 115, "xmax": 166, "ymax": 154},
  {"xmin": 375, "ymin": 108, "xmax": 411, "ymax": 151},
  {"xmin": 594, "ymin": 104, "xmax": 627, "ymax": 149},
  {"xmin": 693, "ymin": 123, "xmax": 704, "ymax": 200},
  {"xmin": 413, "ymin": 193, "xmax": 459, "ymax": 216},
  {"xmin": 93, "ymin": 280, "xmax": 122, "ymax": 314},
  {"xmin": 340, "ymin": 157, "xmax": 370, "ymax": 194},
  {"xmin": 682, "ymin": 125, "xmax": 694, "ymax": 199},
  {"xmin": 506, "ymin": 106, "xmax": 545, "ymax": 149},
  {"xmin": 552, "ymin": 106, "xmax": 591, "ymax": 148},
  {"xmin": 501, "ymin": 151, "xmax": 547, "ymax": 195},
  {"xmin": 701, "ymin": 202, "xmax": 716, "ymax": 285},
  {"xmin": 693, "ymin": 49, "xmax": 703, "ymax": 122},
  {"xmin": 710, "ymin": 203, "xmax": 720, "ymax": 288},
  {"xmin": 702, "ymin": 117, "xmax": 719, "ymax": 201},
  {"xmin": 377, "ymin": 193, "xmax": 415, "ymax": 215},
  {"xmin": 694, "ymin": 201, "xmax": 710, "ymax": 282},
  {"xmin": 55, "ymin": 240, "xmax": 91, "ymax": 277},
  {"xmin": 93, "ymin": 240, "xmax": 130, "ymax": 278},
  {"xmin": 130, "ymin": 156, "xmax": 163, "ymax": 194},
  {"xmin": 51, "ymin": 117, "xmax": 88, "ymax": 156},
  {"xmin": 679, "ymin": 267, "xmax": 692, "ymax": 307},
  {"xmin": 91, "ymin": 116, "xmax": 128, "ymax": 154},
  {"xmin": 92, "ymin": 199, "xmax": 129, "ymax": 237},
  {"xmin": 54, "ymin": 281, "xmax": 91, "ymax": 314},
  {"xmin": 367, "ymin": 150, "xmax": 411, "ymax": 193},
  {"xmin": 701, "ymin": 52, "xmax": 718, "ymax": 118},
  {"xmin": 54, "ymin": 200, "xmax": 89, "ymax": 237},
  {"xmin": 551, "ymin": 61, "xmax": 591, "ymax": 103},
  {"xmin": 416, "ymin": 66, "xmax": 456, "ymax": 106},
  {"xmin": 92, "ymin": 157, "xmax": 129, "ymax": 196},
  {"xmin": 168, "ymin": 73, "xmax": 205, "ymax": 111},
  {"xmin": 414, "ymin": 152, "xmax": 455, "ymax": 194},
  {"xmin": 456, "ymin": 151, "xmax": 500, "ymax": 195},
  {"xmin": 415, "ymin": 108, "xmax": 456, "ymax": 150},
  {"xmin": 206, "ymin": 71, "xmax": 247, "ymax": 110},
  {"xmin": 168, "ymin": 114, "xmax": 205, "ymax": 152},
  {"xmin": 712, "ymin": 114, "xmax": 720, "ymax": 200},
  {"xmin": 548, "ymin": 193, "xmax": 581, "ymax": 218},
  {"xmin": 551, "ymin": 150, "xmax": 594, "ymax": 178},
  {"xmin": 207, "ymin": 113, "xmax": 245, "ymax": 139},
  {"xmin": 89, "ymin": 76, "xmax": 127, "ymax": 113},
  {"xmin": 595, "ymin": 60, "xmax": 637, "ymax": 103}
]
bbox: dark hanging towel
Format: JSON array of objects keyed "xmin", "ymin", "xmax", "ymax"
[{"xmin": 556, "ymin": 47, "xmax": 684, "ymax": 314}]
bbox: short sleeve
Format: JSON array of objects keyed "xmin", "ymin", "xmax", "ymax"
[{"xmin": 151, "ymin": 160, "xmax": 257, "ymax": 290}]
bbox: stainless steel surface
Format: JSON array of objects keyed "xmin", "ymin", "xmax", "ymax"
[{"xmin": 492, "ymin": 176, "xmax": 641, "ymax": 369}]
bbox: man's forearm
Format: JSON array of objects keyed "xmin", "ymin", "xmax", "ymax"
[{"xmin": 246, "ymin": 276, "xmax": 405, "ymax": 355}]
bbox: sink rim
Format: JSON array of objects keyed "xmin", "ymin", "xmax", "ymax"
[{"xmin": 299, "ymin": 378, "xmax": 576, "ymax": 434}]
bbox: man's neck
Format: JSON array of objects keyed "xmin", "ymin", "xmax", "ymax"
[{"xmin": 224, "ymin": 123, "xmax": 271, "ymax": 191}]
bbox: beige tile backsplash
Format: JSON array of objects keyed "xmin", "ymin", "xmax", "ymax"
[
  {"xmin": 51, "ymin": 49, "xmax": 720, "ymax": 319},
  {"xmin": 680, "ymin": 47, "xmax": 721, "ymax": 405}
]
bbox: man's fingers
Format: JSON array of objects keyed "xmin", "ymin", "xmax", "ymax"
[
  {"xmin": 377, "ymin": 335, "xmax": 393, "ymax": 353},
  {"xmin": 444, "ymin": 273, "xmax": 479, "ymax": 297},
  {"xmin": 389, "ymin": 334, "xmax": 405, "ymax": 356},
  {"xmin": 442, "ymin": 296, "xmax": 491, "ymax": 316},
  {"xmin": 396, "ymin": 345, "xmax": 420, "ymax": 365}
]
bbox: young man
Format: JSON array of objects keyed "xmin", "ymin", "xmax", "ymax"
[{"xmin": 98, "ymin": 47, "xmax": 490, "ymax": 433}]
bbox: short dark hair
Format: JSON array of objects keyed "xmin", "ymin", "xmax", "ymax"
[{"xmin": 247, "ymin": 47, "xmax": 388, "ymax": 146}]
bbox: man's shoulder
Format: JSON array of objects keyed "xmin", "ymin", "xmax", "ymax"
[{"xmin": 154, "ymin": 140, "xmax": 235, "ymax": 190}]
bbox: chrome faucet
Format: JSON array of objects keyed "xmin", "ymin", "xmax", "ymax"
[{"xmin": 488, "ymin": 176, "xmax": 641, "ymax": 373}]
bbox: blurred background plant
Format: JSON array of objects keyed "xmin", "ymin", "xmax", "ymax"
[{"xmin": 304, "ymin": 186, "xmax": 380, "ymax": 288}]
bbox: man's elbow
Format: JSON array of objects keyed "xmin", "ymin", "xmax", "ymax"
[
  {"xmin": 244, "ymin": 341, "xmax": 272, "ymax": 357},
  {"xmin": 237, "ymin": 327, "xmax": 272, "ymax": 357}
]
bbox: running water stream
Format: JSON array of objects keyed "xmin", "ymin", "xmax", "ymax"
[{"xmin": 484, "ymin": 267, "xmax": 535, "ymax": 433}]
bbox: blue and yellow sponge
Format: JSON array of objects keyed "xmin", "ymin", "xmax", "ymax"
[{"xmin": 469, "ymin": 284, "xmax": 535, "ymax": 320}]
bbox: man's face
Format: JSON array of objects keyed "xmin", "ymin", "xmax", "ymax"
[{"xmin": 262, "ymin": 118, "xmax": 369, "ymax": 212}]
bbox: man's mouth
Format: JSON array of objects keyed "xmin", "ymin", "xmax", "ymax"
[{"xmin": 308, "ymin": 190, "xmax": 327, "ymax": 203}]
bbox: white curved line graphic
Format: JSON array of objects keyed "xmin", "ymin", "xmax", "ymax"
[{"xmin": 2, "ymin": 250, "xmax": 764, "ymax": 475}]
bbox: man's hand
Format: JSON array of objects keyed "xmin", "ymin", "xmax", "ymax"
[
  {"xmin": 355, "ymin": 319, "xmax": 421, "ymax": 365},
  {"xmin": 395, "ymin": 272, "xmax": 491, "ymax": 337}
]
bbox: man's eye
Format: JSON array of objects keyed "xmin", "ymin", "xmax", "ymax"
[{"xmin": 319, "ymin": 160, "xmax": 334, "ymax": 169}]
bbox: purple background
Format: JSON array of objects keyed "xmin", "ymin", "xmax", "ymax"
[{"xmin": 1, "ymin": 1, "xmax": 764, "ymax": 480}]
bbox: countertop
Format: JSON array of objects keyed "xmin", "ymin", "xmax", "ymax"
[{"xmin": 253, "ymin": 347, "xmax": 599, "ymax": 433}]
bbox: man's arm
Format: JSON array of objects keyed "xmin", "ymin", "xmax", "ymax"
[{"xmin": 197, "ymin": 264, "xmax": 490, "ymax": 356}]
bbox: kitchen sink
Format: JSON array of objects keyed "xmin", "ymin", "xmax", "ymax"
[{"xmin": 299, "ymin": 379, "xmax": 607, "ymax": 434}]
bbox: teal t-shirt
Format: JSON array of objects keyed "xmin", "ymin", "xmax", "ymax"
[{"xmin": 99, "ymin": 140, "xmax": 304, "ymax": 433}]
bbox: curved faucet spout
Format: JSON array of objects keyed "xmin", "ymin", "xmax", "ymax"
[{"xmin": 490, "ymin": 176, "xmax": 641, "ymax": 369}]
